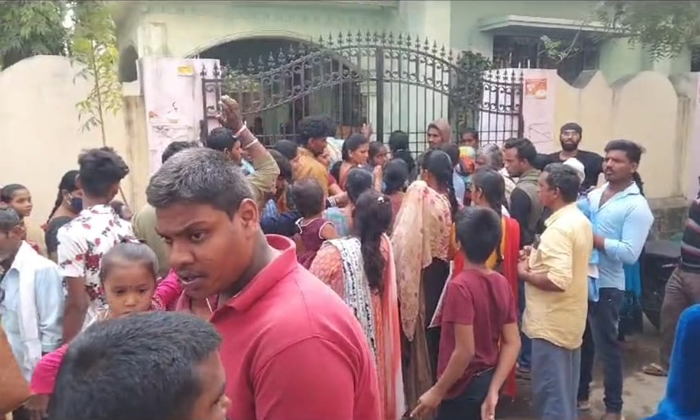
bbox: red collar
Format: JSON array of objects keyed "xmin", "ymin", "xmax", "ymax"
[{"xmin": 222, "ymin": 235, "xmax": 298, "ymax": 313}]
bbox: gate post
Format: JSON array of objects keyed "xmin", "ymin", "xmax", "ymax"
[{"xmin": 375, "ymin": 46, "xmax": 384, "ymax": 142}]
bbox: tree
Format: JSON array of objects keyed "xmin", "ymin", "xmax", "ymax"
[
  {"xmin": 0, "ymin": 0, "xmax": 68, "ymax": 69},
  {"xmin": 71, "ymin": 0, "xmax": 127, "ymax": 202},
  {"xmin": 71, "ymin": 0, "xmax": 122, "ymax": 137},
  {"xmin": 596, "ymin": 1, "xmax": 700, "ymax": 60}
]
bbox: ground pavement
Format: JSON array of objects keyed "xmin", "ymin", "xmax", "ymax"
[{"xmin": 497, "ymin": 318, "xmax": 667, "ymax": 420}]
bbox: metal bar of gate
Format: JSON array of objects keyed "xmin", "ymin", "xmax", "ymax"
[{"xmin": 375, "ymin": 46, "xmax": 384, "ymax": 142}]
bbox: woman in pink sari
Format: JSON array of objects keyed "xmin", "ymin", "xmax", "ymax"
[
  {"xmin": 310, "ymin": 190, "xmax": 405, "ymax": 420},
  {"xmin": 392, "ymin": 149, "xmax": 456, "ymax": 419}
]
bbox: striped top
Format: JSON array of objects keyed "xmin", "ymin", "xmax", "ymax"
[{"xmin": 681, "ymin": 198, "xmax": 700, "ymax": 273}]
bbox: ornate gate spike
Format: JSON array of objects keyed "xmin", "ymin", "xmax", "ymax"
[
  {"xmin": 336, "ymin": 31, "xmax": 344, "ymax": 46},
  {"xmin": 213, "ymin": 62, "xmax": 221, "ymax": 78},
  {"xmin": 327, "ymin": 33, "xmax": 334, "ymax": 48},
  {"xmin": 365, "ymin": 30, "xmax": 372, "ymax": 43},
  {"xmin": 200, "ymin": 64, "xmax": 208, "ymax": 78},
  {"xmin": 277, "ymin": 48, "xmax": 286, "ymax": 66},
  {"xmin": 346, "ymin": 31, "xmax": 353, "ymax": 45},
  {"xmin": 288, "ymin": 44, "xmax": 296, "ymax": 59},
  {"xmin": 318, "ymin": 34, "xmax": 324, "ymax": 46},
  {"xmin": 415, "ymin": 36, "xmax": 421, "ymax": 50},
  {"xmin": 395, "ymin": 33, "xmax": 401, "ymax": 46},
  {"xmin": 246, "ymin": 57, "xmax": 255, "ymax": 74},
  {"xmin": 356, "ymin": 30, "xmax": 362, "ymax": 44},
  {"xmin": 440, "ymin": 45, "xmax": 446, "ymax": 59}
]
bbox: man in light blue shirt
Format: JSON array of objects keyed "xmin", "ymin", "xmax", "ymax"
[
  {"xmin": 578, "ymin": 140, "xmax": 654, "ymax": 420},
  {"xmin": 0, "ymin": 206, "xmax": 64, "ymax": 388}
]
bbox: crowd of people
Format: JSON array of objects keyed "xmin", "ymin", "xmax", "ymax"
[{"xmin": 1, "ymin": 95, "xmax": 698, "ymax": 420}]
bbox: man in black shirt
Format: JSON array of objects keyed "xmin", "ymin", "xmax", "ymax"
[{"xmin": 545, "ymin": 123, "xmax": 604, "ymax": 190}]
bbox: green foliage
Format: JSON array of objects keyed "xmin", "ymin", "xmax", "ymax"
[
  {"xmin": 71, "ymin": 0, "xmax": 122, "ymax": 136},
  {"xmin": 453, "ymin": 51, "xmax": 492, "ymax": 132},
  {"xmin": 596, "ymin": 0, "xmax": 700, "ymax": 60},
  {"xmin": 0, "ymin": 0, "xmax": 68, "ymax": 69},
  {"xmin": 71, "ymin": 0, "xmax": 127, "ymax": 204}
]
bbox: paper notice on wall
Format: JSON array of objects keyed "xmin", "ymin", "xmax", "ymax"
[
  {"xmin": 139, "ymin": 57, "xmax": 219, "ymax": 176},
  {"xmin": 522, "ymin": 69, "xmax": 557, "ymax": 153},
  {"xmin": 525, "ymin": 78, "xmax": 548, "ymax": 99}
]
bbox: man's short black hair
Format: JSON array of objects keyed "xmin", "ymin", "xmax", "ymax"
[
  {"xmin": 542, "ymin": 163, "xmax": 581, "ymax": 203},
  {"xmin": 147, "ymin": 147, "xmax": 254, "ymax": 215},
  {"xmin": 273, "ymin": 139, "xmax": 299, "ymax": 161},
  {"xmin": 461, "ymin": 128, "xmax": 479, "ymax": 140},
  {"xmin": 162, "ymin": 141, "xmax": 199, "ymax": 164},
  {"xmin": 560, "ymin": 122, "xmax": 582, "ymax": 136},
  {"xmin": 455, "ymin": 206, "xmax": 502, "ymax": 265},
  {"xmin": 296, "ymin": 115, "xmax": 334, "ymax": 147},
  {"xmin": 290, "ymin": 178, "xmax": 325, "ymax": 217},
  {"xmin": 77, "ymin": 148, "xmax": 130, "ymax": 198},
  {"xmin": 206, "ymin": 127, "xmax": 238, "ymax": 152},
  {"xmin": 269, "ymin": 149, "xmax": 293, "ymax": 182},
  {"xmin": 503, "ymin": 138, "xmax": 537, "ymax": 165},
  {"xmin": 0, "ymin": 206, "xmax": 21, "ymax": 233},
  {"xmin": 440, "ymin": 142, "xmax": 461, "ymax": 167},
  {"xmin": 604, "ymin": 139, "xmax": 645, "ymax": 164},
  {"xmin": 47, "ymin": 312, "xmax": 221, "ymax": 420}
]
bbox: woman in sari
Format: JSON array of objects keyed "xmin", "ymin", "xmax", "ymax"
[
  {"xmin": 310, "ymin": 190, "xmax": 404, "ymax": 420},
  {"xmin": 452, "ymin": 167, "xmax": 521, "ymax": 398},
  {"xmin": 331, "ymin": 133, "xmax": 370, "ymax": 191},
  {"xmin": 392, "ymin": 149, "xmax": 457, "ymax": 416}
]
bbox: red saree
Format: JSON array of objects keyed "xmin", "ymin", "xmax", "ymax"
[{"xmin": 451, "ymin": 215, "xmax": 520, "ymax": 398}]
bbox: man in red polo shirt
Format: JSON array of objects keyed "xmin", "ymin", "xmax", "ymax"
[{"xmin": 146, "ymin": 98, "xmax": 381, "ymax": 420}]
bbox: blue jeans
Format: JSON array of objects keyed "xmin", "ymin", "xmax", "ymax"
[
  {"xmin": 518, "ymin": 279, "xmax": 532, "ymax": 370},
  {"xmin": 577, "ymin": 316, "xmax": 595, "ymax": 402},
  {"xmin": 587, "ymin": 287, "xmax": 625, "ymax": 414}
]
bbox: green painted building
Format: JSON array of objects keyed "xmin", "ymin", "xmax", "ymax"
[
  {"xmin": 112, "ymin": 1, "xmax": 692, "ymax": 84},
  {"xmin": 111, "ymin": 1, "xmax": 692, "ymax": 147}
]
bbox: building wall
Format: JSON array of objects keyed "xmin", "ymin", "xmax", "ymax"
[
  {"xmin": 0, "ymin": 56, "xmax": 146, "ymax": 222},
  {"xmin": 448, "ymin": 0, "xmax": 596, "ymax": 55},
  {"xmin": 553, "ymin": 70, "xmax": 681, "ymax": 199},
  {"xmin": 115, "ymin": 0, "xmax": 692, "ymax": 88},
  {"xmin": 118, "ymin": 1, "xmax": 403, "ymax": 58}
]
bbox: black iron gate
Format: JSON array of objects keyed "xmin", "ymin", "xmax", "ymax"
[{"xmin": 199, "ymin": 32, "xmax": 523, "ymax": 151}]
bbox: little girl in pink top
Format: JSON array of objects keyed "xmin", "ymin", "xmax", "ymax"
[{"xmin": 30, "ymin": 242, "xmax": 182, "ymax": 405}]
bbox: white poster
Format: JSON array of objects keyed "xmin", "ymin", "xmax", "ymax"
[
  {"xmin": 521, "ymin": 69, "xmax": 558, "ymax": 153},
  {"xmin": 138, "ymin": 57, "xmax": 220, "ymax": 175}
]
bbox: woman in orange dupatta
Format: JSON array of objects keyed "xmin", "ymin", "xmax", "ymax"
[
  {"xmin": 310, "ymin": 190, "xmax": 405, "ymax": 420},
  {"xmin": 451, "ymin": 167, "xmax": 520, "ymax": 398},
  {"xmin": 392, "ymin": 150, "xmax": 456, "ymax": 419}
]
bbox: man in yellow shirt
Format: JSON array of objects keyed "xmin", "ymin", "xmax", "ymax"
[
  {"xmin": 293, "ymin": 115, "xmax": 334, "ymax": 197},
  {"xmin": 518, "ymin": 163, "xmax": 593, "ymax": 420}
]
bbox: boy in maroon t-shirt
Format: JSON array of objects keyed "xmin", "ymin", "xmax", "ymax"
[{"xmin": 412, "ymin": 206, "xmax": 521, "ymax": 420}]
